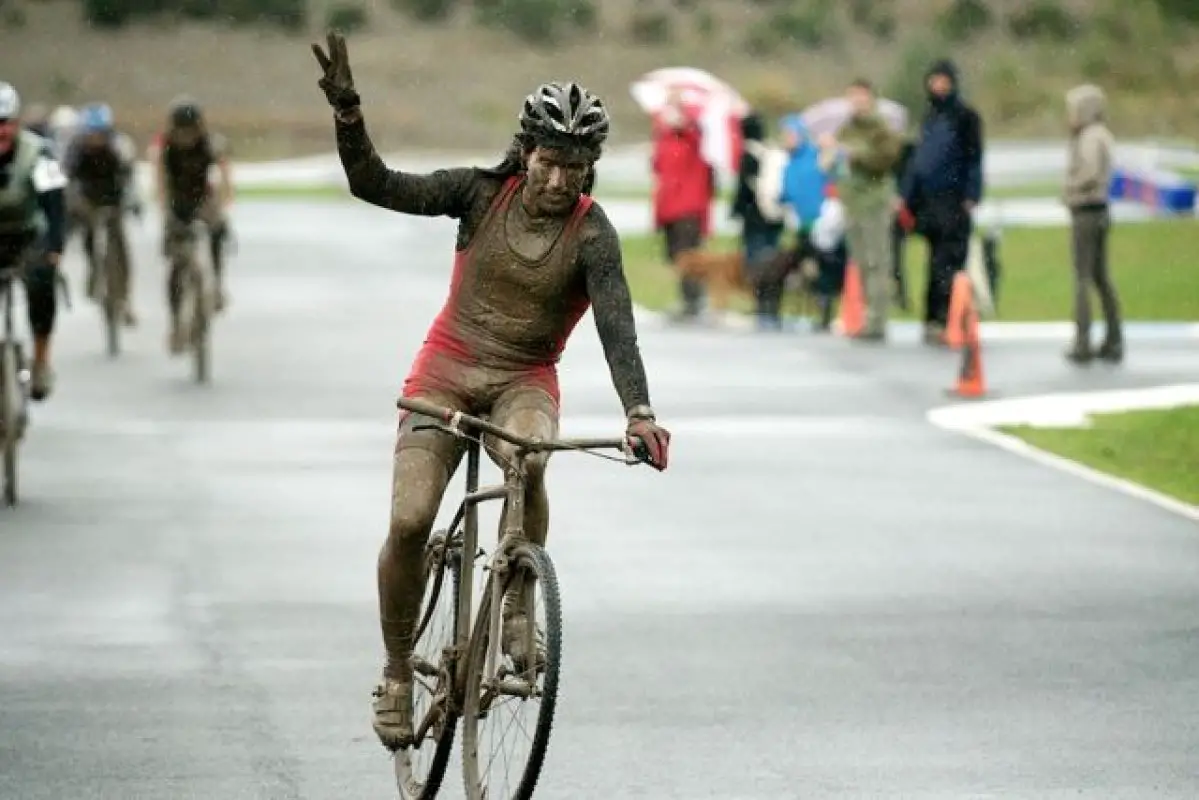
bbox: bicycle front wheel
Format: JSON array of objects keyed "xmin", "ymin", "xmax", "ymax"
[
  {"xmin": 462, "ymin": 542, "xmax": 563, "ymax": 800},
  {"xmin": 1, "ymin": 343, "xmax": 19, "ymax": 506},
  {"xmin": 394, "ymin": 529, "xmax": 462, "ymax": 800},
  {"xmin": 101, "ymin": 238, "xmax": 122, "ymax": 358},
  {"xmin": 190, "ymin": 264, "xmax": 210, "ymax": 384}
]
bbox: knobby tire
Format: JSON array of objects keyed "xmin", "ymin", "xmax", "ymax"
[
  {"xmin": 1, "ymin": 344, "xmax": 19, "ymax": 506},
  {"xmin": 395, "ymin": 530, "xmax": 461, "ymax": 800},
  {"xmin": 101, "ymin": 234, "xmax": 121, "ymax": 358},
  {"xmin": 190, "ymin": 256, "xmax": 210, "ymax": 385},
  {"xmin": 462, "ymin": 543, "xmax": 563, "ymax": 800}
]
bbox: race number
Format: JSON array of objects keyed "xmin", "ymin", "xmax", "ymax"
[{"xmin": 32, "ymin": 156, "xmax": 68, "ymax": 192}]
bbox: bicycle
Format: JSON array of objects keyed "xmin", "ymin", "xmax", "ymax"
[
  {"xmin": 169, "ymin": 214, "xmax": 217, "ymax": 384},
  {"xmin": 391, "ymin": 396, "xmax": 651, "ymax": 800},
  {"xmin": 0, "ymin": 264, "xmax": 31, "ymax": 507},
  {"xmin": 87, "ymin": 204, "xmax": 131, "ymax": 358}
]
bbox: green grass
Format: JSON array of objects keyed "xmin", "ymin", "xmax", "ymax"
[
  {"xmin": 619, "ymin": 219, "xmax": 1199, "ymax": 321},
  {"xmin": 236, "ymin": 184, "xmax": 351, "ymax": 200},
  {"xmin": 1001, "ymin": 406, "xmax": 1199, "ymax": 506},
  {"xmin": 235, "ymin": 180, "xmax": 1068, "ymax": 203}
]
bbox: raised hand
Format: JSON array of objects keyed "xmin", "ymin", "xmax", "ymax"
[{"xmin": 311, "ymin": 30, "xmax": 360, "ymax": 110}]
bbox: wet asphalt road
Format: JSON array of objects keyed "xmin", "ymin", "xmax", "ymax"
[{"xmin": 2, "ymin": 200, "xmax": 1198, "ymax": 799}]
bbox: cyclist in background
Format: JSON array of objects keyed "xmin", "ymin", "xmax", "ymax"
[
  {"xmin": 63, "ymin": 102, "xmax": 141, "ymax": 324},
  {"xmin": 152, "ymin": 96, "xmax": 233, "ymax": 353},
  {"xmin": 47, "ymin": 106, "xmax": 80, "ymax": 158},
  {"xmin": 0, "ymin": 82, "xmax": 67, "ymax": 401}
]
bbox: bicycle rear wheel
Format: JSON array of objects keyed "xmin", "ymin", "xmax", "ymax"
[
  {"xmin": 190, "ymin": 263, "xmax": 210, "ymax": 384},
  {"xmin": 1, "ymin": 343, "xmax": 19, "ymax": 506},
  {"xmin": 395, "ymin": 529, "xmax": 462, "ymax": 800},
  {"xmin": 461, "ymin": 542, "xmax": 563, "ymax": 800},
  {"xmin": 101, "ymin": 236, "xmax": 121, "ymax": 358}
]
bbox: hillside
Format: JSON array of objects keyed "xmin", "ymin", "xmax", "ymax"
[{"xmin": 2, "ymin": 0, "xmax": 1197, "ymax": 158}]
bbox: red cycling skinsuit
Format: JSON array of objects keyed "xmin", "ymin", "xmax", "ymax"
[{"xmin": 398, "ymin": 174, "xmax": 595, "ymax": 455}]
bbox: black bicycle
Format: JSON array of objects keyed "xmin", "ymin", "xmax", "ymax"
[
  {"xmin": 391, "ymin": 396, "xmax": 651, "ymax": 800},
  {"xmin": 169, "ymin": 215, "xmax": 217, "ymax": 384},
  {"xmin": 88, "ymin": 205, "xmax": 132, "ymax": 358}
]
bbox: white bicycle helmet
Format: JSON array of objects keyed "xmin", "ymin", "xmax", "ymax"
[
  {"xmin": 48, "ymin": 104, "xmax": 79, "ymax": 132},
  {"xmin": 519, "ymin": 82, "xmax": 609, "ymax": 146},
  {"xmin": 0, "ymin": 82, "xmax": 19, "ymax": 120}
]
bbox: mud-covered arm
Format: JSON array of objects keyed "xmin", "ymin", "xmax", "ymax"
[
  {"xmin": 333, "ymin": 108, "xmax": 475, "ymax": 217},
  {"xmin": 579, "ymin": 207, "xmax": 653, "ymax": 414}
]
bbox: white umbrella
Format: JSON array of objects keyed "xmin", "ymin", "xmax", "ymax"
[
  {"xmin": 800, "ymin": 96, "xmax": 909, "ymax": 137},
  {"xmin": 629, "ymin": 67, "xmax": 749, "ymax": 117}
]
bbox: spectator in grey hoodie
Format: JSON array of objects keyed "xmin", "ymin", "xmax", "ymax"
[{"xmin": 1063, "ymin": 83, "xmax": 1122, "ymax": 364}]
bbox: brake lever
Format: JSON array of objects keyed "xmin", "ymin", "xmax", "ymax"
[{"xmin": 622, "ymin": 437, "xmax": 652, "ymax": 466}]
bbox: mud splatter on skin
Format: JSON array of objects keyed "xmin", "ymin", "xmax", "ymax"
[{"xmin": 336, "ymin": 111, "xmax": 654, "ymax": 696}]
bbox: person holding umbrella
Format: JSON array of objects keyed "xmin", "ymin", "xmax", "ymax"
[
  {"xmin": 820, "ymin": 79, "xmax": 903, "ymax": 341},
  {"xmin": 650, "ymin": 88, "xmax": 716, "ymax": 322}
]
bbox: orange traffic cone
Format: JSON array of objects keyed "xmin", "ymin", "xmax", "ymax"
[
  {"xmin": 944, "ymin": 272, "xmax": 973, "ymax": 349},
  {"xmin": 837, "ymin": 261, "xmax": 865, "ymax": 337},
  {"xmin": 948, "ymin": 303, "xmax": 987, "ymax": 398}
]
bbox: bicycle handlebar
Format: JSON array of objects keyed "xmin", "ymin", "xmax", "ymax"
[{"xmin": 397, "ymin": 396, "xmax": 636, "ymax": 457}]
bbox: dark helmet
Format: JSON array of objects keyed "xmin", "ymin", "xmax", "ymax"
[
  {"xmin": 168, "ymin": 95, "xmax": 203, "ymax": 128},
  {"xmin": 519, "ymin": 82, "xmax": 609, "ymax": 147}
]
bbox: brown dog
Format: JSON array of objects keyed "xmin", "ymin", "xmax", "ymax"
[{"xmin": 673, "ymin": 247, "xmax": 748, "ymax": 313}]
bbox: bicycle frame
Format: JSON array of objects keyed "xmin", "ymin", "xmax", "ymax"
[{"xmin": 397, "ymin": 396, "xmax": 635, "ymax": 731}]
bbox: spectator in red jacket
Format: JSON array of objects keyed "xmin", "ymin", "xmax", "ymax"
[{"xmin": 651, "ymin": 90, "xmax": 716, "ymax": 321}]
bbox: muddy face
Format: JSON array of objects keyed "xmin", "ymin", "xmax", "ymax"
[{"xmin": 521, "ymin": 146, "xmax": 590, "ymax": 217}]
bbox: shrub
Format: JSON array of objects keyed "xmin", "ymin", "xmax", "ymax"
[
  {"xmin": 884, "ymin": 36, "xmax": 944, "ymax": 121},
  {"xmin": 82, "ymin": 0, "xmax": 133, "ymax": 27},
  {"xmin": 3, "ymin": 3, "xmax": 26, "ymax": 27},
  {"xmin": 474, "ymin": 0, "xmax": 595, "ymax": 43},
  {"xmin": 393, "ymin": 0, "xmax": 455, "ymax": 22},
  {"xmin": 1007, "ymin": 0, "xmax": 1080, "ymax": 42},
  {"xmin": 1154, "ymin": 0, "xmax": 1199, "ymax": 24},
  {"xmin": 82, "ymin": 0, "xmax": 306, "ymax": 29},
  {"xmin": 627, "ymin": 9, "xmax": 671, "ymax": 44},
  {"xmin": 937, "ymin": 0, "xmax": 992, "ymax": 42},
  {"xmin": 695, "ymin": 8, "xmax": 715, "ymax": 39},
  {"xmin": 325, "ymin": 0, "xmax": 367, "ymax": 32},
  {"xmin": 224, "ymin": 0, "xmax": 307, "ymax": 31},
  {"xmin": 849, "ymin": 0, "xmax": 895, "ymax": 41},
  {"xmin": 777, "ymin": 2, "xmax": 835, "ymax": 48},
  {"xmin": 564, "ymin": 0, "xmax": 595, "ymax": 30},
  {"xmin": 746, "ymin": 1, "xmax": 837, "ymax": 52},
  {"xmin": 179, "ymin": 0, "xmax": 221, "ymax": 21}
]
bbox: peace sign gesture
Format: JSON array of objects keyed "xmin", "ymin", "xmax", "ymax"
[{"xmin": 311, "ymin": 30, "xmax": 360, "ymax": 110}]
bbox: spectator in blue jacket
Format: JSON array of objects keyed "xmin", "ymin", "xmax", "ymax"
[
  {"xmin": 899, "ymin": 59, "xmax": 984, "ymax": 344},
  {"xmin": 778, "ymin": 115, "xmax": 834, "ymax": 327}
]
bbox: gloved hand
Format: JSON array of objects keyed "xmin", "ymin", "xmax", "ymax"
[
  {"xmin": 897, "ymin": 202, "xmax": 916, "ymax": 233},
  {"xmin": 311, "ymin": 31, "xmax": 361, "ymax": 111},
  {"xmin": 626, "ymin": 416, "xmax": 671, "ymax": 472}
]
